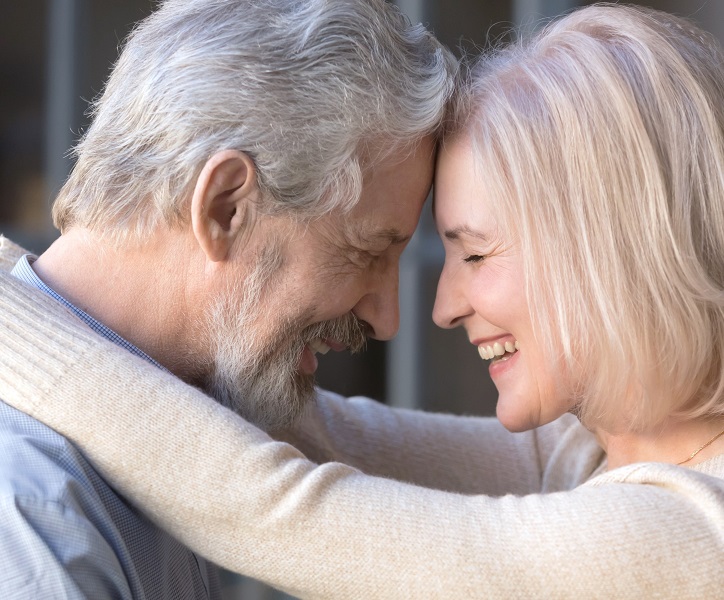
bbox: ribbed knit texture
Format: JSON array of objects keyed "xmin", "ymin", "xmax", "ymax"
[{"xmin": 0, "ymin": 235, "xmax": 722, "ymax": 598}]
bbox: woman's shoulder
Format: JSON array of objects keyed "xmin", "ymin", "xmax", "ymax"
[
  {"xmin": 585, "ymin": 452, "xmax": 724, "ymax": 503},
  {"xmin": 692, "ymin": 452, "xmax": 724, "ymax": 479},
  {"xmin": 541, "ymin": 414, "xmax": 724, "ymax": 493}
]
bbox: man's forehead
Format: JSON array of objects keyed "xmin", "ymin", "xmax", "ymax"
[{"xmin": 338, "ymin": 137, "xmax": 434, "ymax": 248}]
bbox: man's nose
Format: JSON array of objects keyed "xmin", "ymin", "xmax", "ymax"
[{"xmin": 353, "ymin": 273, "xmax": 400, "ymax": 341}]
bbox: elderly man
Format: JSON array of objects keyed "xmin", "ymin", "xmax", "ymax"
[{"xmin": 0, "ymin": 0, "xmax": 455, "ymax": 597}]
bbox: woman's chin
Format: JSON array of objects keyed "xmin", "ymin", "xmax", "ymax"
[
  {"xmin": 495, "ymin": 385, "xmax": 575, "ymax": 432},
  {"xmin": 496, "ymin": 400, "xmax": 538, "ymax": 433}
]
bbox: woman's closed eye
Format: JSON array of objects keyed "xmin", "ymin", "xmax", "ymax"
[{"xmin": 463, "ymin": 254, "xmax": 486, "ymax": 264}]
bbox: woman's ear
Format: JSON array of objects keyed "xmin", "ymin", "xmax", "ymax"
[{"xmin": 190, "ymin": 150, "xmax": 259, "ymax": 262}]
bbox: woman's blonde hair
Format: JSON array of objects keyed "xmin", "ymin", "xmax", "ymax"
[{"xmin": 453, "ymin": 3, "xmax": 724, "ymax": 431}]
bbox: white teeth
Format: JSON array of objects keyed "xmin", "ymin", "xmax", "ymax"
[
  {"xmin": 308, "ymin": 339, "xmax": 331, "ymax": 355},
  {"xmin": 478, "ymin": 346, "xmax": 493, "ymax": 360},
  {"xmin": 477, "ymin": 340, "xmax": 519, "ymax": 362}
]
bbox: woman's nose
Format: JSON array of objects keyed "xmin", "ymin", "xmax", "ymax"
[{"xmin": 432, "ymin": 264, "xmax": 472, "ymax": 329}]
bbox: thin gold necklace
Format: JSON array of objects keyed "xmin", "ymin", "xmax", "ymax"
[{"xmin": 677, "ymin": 427, "xmax": 724, "ymax": 465}]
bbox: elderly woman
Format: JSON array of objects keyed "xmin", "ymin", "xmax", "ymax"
[{"xmin": 0, "ymin": 3, "xmax": 722, "ymax": 598}]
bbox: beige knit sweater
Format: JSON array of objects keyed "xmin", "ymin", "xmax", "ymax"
[{"xmin": 0, "ymin": 235, "xmax": 722, "ymax": 599}]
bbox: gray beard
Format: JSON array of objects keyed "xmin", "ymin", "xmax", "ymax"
[{"xmin": 205, "ymin": 244, "xmax": 366, "ymax": 431}]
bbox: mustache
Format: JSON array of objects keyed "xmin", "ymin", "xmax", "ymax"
[{"xmin": 299, "ymin": 312, "xmax": 369, "ymax": 354}]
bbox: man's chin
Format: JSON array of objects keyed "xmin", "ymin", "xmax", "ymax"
[{"xmin": 210, "ymin": 371, "xmax": 317, "ymax": 432}]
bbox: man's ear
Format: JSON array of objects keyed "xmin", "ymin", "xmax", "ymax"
[{"xmin": 190, "ymin": 150, "xmax": 258, "ymax": 262}]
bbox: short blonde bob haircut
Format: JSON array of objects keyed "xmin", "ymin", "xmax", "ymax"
[{"xmin": 452, "ymin": 3, "xmax": 724, "ymax": 431}]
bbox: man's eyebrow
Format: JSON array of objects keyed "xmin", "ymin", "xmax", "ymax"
[
  {"xmin": 355, "ymin": 228, "xmax": 411, "ymax": 246},
  {"xmin": 444, "ymin": 225, "xmax": 488, "ymax": 241},
  {"xmin": 374, "ymin": 228, "xmax": 411, "ymax": 244}
]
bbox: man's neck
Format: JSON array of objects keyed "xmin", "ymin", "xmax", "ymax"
[{"xmin": 33, "ymin": 228, "xmax": 206, "ymax": 381}]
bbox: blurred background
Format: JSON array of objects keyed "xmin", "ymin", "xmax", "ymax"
[{"xmin": 1, "ymin": 0, "xmax": 722, "ymax": 597}]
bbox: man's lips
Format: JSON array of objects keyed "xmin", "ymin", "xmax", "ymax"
[
  {"xmin": 298, "ymin": 345, "xmax": 319, "ymax": 375},
  {"xmin": 299, "ymin": 339, "xmax": 348, "ymax": 375},
  {"xmin": 324, "ymin": 339, "xmax": 347, "ymax": 352}
]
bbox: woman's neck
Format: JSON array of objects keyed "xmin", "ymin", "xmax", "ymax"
[{"xmin": 598, "ymin": 416, "xmax": 724, "ymax": 470}]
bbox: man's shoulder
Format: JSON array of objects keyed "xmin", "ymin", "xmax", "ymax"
[
  {"xmin": 0, "ymin": 399, "xmax": 114, "ymax": 509},
  {"xmin": 0, "ymin": 400, "xmax": 140, "ymax": 598},
  {"xmin": 0, "ymin": 399, "xmax": 222, "ymax": 600},
  {"xmin": 0, "ymin": 235, "xmax": 28, "ymax": 272}
]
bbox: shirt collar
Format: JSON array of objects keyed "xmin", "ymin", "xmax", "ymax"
[{"xmin": 11, "ymin": 254, "xmax": 170, "ymax": 373}]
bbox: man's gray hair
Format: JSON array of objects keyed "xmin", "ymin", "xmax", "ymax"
[{"xmin": 53, "ymin": 0, "xmax": 457, "ymax": 239}]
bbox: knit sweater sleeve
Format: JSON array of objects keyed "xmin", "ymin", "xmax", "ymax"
[
  {"xmin": 0, "ymin": 271, "xmax": 722, "ymax": 599},
  {"xmin": 282, "ymin": 390, "xmax": 601, "ymax": 496}
]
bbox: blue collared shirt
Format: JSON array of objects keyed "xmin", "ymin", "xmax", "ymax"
[{"xmin": 1, "ymin": 255, "xmax": 220, "ymax": 599}]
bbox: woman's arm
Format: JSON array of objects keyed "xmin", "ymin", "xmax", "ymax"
[
  {"xmin": 283, "ymin": 390, "xmax": 600, "ymax": 495},
  {"xmin": 0, "ymin": 236, "xmax": 603, "ymax": 498},
  {"xmin": 0, "ymin": 270, "xmax": 721, "ymax": 599}
]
